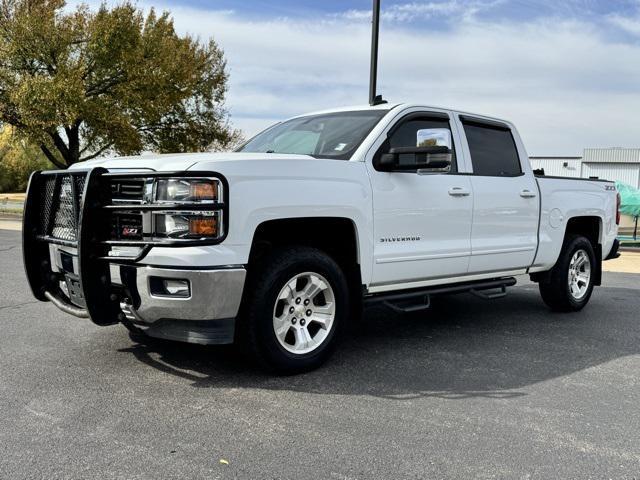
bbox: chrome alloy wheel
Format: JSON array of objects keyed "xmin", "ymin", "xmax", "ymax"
[
  {"xmin": 568, "ymin": 249, "xmax": 591, "ymax": 300},
  {"xmin": 272, "ymin": 272, "xmax": 336, "ymax": 355}
]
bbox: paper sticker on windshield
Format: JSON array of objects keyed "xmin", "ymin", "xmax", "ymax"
[{"xmin": 334, "ymin": 143, "xmax": 348, "ymax": 151}]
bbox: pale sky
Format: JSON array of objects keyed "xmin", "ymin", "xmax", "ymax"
[{"xmin": 72, "ymin": 0, "xmax": 640, "ymax": 156}]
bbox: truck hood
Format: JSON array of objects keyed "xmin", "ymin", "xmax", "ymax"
[{"xmin": 68, "ymin": 152, "xmax": 316, "ymax": 172}]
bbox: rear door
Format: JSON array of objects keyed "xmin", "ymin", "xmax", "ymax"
[
  {"xmin": 366, "ymin": 110, "xmax": 473, "ymax": 290},
  {"xmin": 457, "ymin": 116, "xmax": 539, "ymax": 273}
]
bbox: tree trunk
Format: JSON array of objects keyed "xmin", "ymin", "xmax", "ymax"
[
  {"xmin": 40, "ymin": 126, "xmax": 81, "ymax": 169},
  {"xmin": 65, "ymin": 124, "xmax": 80, "ymax": 164}
]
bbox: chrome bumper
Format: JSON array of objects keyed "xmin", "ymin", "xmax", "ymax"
[{"xmin": 112, "ymin": 264, "xmax": 246, "ymax": 345}]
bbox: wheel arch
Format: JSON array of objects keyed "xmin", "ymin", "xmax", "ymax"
[
  {"xmin": 248, "ymin": 216, "xmax": 363, "ymax": 288},
  {"xmin": 532, "ymin": 215, "xmax": 604, "ymax": 286},
  {"xmin": 564, "ymin": 215, "xmax": 603, "ymax": 247}
]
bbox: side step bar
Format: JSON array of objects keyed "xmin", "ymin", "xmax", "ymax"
[{"xmin": 364, "ymin": 277, "xmax": 517, "ymax": 314}]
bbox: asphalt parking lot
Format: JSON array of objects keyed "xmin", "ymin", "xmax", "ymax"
[{"xmin": 1, "ymin": 228, "xmax": 640, "ymax": 479}]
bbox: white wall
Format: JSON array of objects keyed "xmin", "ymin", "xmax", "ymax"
[
  {"xmin": 529, "ymin": 158, "xmax": 582, "ymax": 178},
  {"xmin": 582, "ymin": 163, "xmax": 640, "ymax": 188}
]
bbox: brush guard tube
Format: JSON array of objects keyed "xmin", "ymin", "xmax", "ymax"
[{"xmin": 22, "ymin": 167, "xmax": 229, "ymax": 327}]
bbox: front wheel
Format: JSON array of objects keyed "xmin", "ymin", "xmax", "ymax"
[
  {"xmin": 539, "ymin": 235, "xmax": 596, "ymax": 312},
  {"xmin": 240, "ymin": 247, "xmax": 349, "ymax": 374}
]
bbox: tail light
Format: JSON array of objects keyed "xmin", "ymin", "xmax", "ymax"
[{"xmin": 616, "ymin": 192, "xmax": 621, "ymax": 225}]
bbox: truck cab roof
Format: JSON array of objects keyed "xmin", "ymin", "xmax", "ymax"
[{"xmin": 297, "ymin": 103, "xmax": 514, "ymax": 128}]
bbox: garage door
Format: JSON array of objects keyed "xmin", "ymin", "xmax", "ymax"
[{"xmin": 582, "ymin": 163, "xmax": 640, "ymax": 188}]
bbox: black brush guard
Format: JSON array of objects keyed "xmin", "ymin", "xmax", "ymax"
[{"xmin": 22, "ymin": 167, "xmax": 228, "ymax": 326}]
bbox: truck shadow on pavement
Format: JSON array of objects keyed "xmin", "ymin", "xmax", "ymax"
[{"xmin": 118, "ymin": 284, "xmax": 640, "ymax": 400}]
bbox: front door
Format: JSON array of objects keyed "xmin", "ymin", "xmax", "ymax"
[{"xmin": 367, "ymin": 112, "xmax": 473, "ymax": 290}]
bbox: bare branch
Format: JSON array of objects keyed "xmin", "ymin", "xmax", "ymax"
[
  {"xmin": 40, "ymin": 144, "xmax": 66, "ymax": 169},
  {"xmin": 80, "ymin": 143, "xmax": 113, "ymax": 162},
  {"xmin": 48, "ymin": 131, "xmax": 71, "ymax": 162}
]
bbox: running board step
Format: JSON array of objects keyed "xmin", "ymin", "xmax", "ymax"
[
  {"xmin": 470, "ymin": 285, "xmax": 508, "ymax": 300},
  {"xmin": 365, "ymin": 277, "xmax": 517, "ymax": 313},
  {"xmin": 384, "ymin": 294, "xmax": 431, "ymax": 314}
]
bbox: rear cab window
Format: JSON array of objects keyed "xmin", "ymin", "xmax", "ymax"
[{"xmin": 461, "ymin": 117, "xmax": 522, "ymax": 177}]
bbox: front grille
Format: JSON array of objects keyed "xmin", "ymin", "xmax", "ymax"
[
  {"xmin": 38, "ymin": 174, "xmax": 145, "ymax": 244},
  {"xmin": 111, "ymin": 180, "xmax": 144, "ymax": 202},
  {"xmin": 109, "ymin": 179, "xmax": 144, "ymax": 244},
  {"xmin": 39, "ymin": 173, "xmax": 85, "ymax": 242},
  {"xmin": 110, "ymin": 214, "xmax": 143, "ymax": 240}
]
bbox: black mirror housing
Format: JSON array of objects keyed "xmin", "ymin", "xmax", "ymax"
[
  {"xmin": 374, "ymin": 146, "xmax": 452, "ymax": 172},
  {"xmin": 376, "ymin": 153, "xmax": 397, "ymax": 171}
]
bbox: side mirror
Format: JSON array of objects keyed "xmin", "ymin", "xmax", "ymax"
[
  {"xmin": 376, "ymin": 146, "xmax": 452, "ymax": 172},
  {"xmin": 374, "ymin": 128, "xmax": 453, "ymax": 173}
]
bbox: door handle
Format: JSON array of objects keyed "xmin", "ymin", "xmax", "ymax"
[
  {"xmin": 520, "ymin": 189, "xmax": 537, "ymax": 199},
  {"xmin": 448, "ymin": 187, "xmax": 471, "ymax": 197}
]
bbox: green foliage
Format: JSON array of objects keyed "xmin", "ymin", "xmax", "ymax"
[
  {"xmin": 0, "ymin": 126, "xmax": 50, "ymax": 192},
  {"xmin": 0, "ymin": 0, "xmax": 240, "ymax": 168}
]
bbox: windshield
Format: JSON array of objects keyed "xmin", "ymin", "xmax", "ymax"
[{"xmin": 237, "ymin": 110, "xmax": 389, "ymax": 160}]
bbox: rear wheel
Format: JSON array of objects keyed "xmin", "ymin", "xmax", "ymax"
[
  {"xmin": 240, "ymin": 247, "xmax": 349, "ymax": 374},
  {"xmin": 539, "ymin": 235, "xmax": 596, "ymax": 312}
]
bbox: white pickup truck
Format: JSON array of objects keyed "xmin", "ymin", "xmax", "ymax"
[{"xmin": 23, "ymin": 103, "xmax": 621, "ymax": 373}]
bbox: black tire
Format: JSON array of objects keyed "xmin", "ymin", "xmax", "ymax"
[
  {"xmin": 539, "ymin": 235, "xmax": 596, "ymax": 312},
  {"xmin": 240, "ymin": 246, "xmax": 349, "ymax": 374}
]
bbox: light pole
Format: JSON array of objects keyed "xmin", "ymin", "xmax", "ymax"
[{"xmin": 369, "ymin": 0, "xmax": 386, "ymax": 106}]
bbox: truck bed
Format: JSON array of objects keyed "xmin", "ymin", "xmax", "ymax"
[{"xmin": 530, "ymin": 176, "xmax": 618, "ymax": 272}]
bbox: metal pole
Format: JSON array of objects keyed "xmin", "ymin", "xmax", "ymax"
[
  {"xmin": 634, "ymin": 216, "xmax": 638, "ymax": 241},
  {"xmin": 369, "ymin": 0, "xmax": 381, "ymax": 106}
]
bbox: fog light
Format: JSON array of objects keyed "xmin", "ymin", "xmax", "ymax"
[
  {"xmin": 163, "ymin": 279, "xmax": 190, "ymax": 297},
  {"xmin": 150, "ymin": 277, "xmax": 191, "ymax": 298}
]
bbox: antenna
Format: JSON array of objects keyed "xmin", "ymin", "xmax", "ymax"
[{"xmin": 369, "ymin": 0, "xmax": 386, "ymax": 106}]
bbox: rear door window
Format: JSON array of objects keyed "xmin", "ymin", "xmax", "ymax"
[{"xmin": 463, "ymin": 121, "xmax": 522, "ymax": 177}]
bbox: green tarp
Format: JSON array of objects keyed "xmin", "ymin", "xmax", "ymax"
[{"xmin": 616, "ymin": 182, "xmax": 640, "ymax": 218}]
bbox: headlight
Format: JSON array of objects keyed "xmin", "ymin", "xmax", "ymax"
[
  {"xmin": 155, "ymin": 178, "xmax": 221, "ymax": 203},
  {"xmin": 152, "ymin": 178, "xmax": 224, "ymax": 240}
]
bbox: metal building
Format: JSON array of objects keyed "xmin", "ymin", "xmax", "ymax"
[{"xmin": 530, "ymin": 148, "xmax": 640, "ymax": 189}]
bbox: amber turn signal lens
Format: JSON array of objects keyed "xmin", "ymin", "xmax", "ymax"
[
  {"xmin": 190, "ymin": 181, "xmax": 217, "ymax": 201},
  {"xmin": 189, "ymin": 217, "xmax": 217, "ymax": 236}
]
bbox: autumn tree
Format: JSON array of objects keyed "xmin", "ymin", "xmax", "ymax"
[
  {"xmin": 0, "ymin": 126, "xmax": 49, "ymax": 191},
  {"xmin": 0, "ymin": 0, "xmax": 238, "ymax": 169}
]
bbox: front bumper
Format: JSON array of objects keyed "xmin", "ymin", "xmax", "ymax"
[{"xmin": 113, "ymin": 264, "xmax": 246, "ymax": 344}]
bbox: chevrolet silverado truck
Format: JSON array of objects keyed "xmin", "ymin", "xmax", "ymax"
[{"xmin": 22, "ymin": 104, "xmax": 621, "ymax": 373}]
